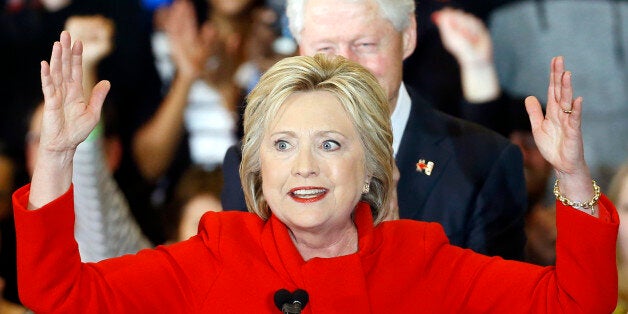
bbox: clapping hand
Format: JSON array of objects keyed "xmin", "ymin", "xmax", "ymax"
[{"xmin": 164, "ymin": 0, "xmax": 217, "ymax": 80}]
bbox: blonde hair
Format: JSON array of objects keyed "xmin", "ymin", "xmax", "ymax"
[{"xmin": 240, "ymin": 54, "xmax": 394, "ymax": 224}]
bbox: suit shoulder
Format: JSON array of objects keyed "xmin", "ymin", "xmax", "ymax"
[
  {"xmin": 407, "ymin": 89, "xmax": 512, "ymax": 149},
  {"xmin": 434, "ymin": 109, "xmax": 512, "ymax": 147}
]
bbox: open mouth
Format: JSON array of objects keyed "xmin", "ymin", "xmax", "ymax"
[{"xmin": 289, "ymin": 187, "xmax": 328, "ymax": 203}]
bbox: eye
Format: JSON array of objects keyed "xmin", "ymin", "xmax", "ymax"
[
  {"xmin": 274, "ymin": 140, "xmax": 292, "ymax": 151},
  {"xmin": 321, "ymin": 140, "xmax": 340, "ymax": 151},
  {"xmin": 317, "ymin": 47, "xmax": 334, "ymax": 54},
  {"xmin": 355, "ymin": 42, "xmax": 377, "ymax": 53}
]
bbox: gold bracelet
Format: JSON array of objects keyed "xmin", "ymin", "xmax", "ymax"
[{"xmin": 553, "ymin": 179, "xmax": 601, "ymax": 215}]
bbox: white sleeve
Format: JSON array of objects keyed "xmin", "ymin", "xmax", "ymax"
[{"xmin": 72, "ymin": 125, "xmax": 152, "ymax": 262}]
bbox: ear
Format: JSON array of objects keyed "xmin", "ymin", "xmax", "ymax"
[{"xmin": 401, "ymin": 14, "xmax": 417, "ymax": 60}]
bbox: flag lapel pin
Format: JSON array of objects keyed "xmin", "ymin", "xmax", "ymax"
[{"xmin": 416, "ymin": 159, "xmax": 434, "ymax": 176}]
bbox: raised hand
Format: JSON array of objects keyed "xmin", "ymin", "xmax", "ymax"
[
  {"xmin": 431, "ymin": 7, "xmax": 499, "ymax": 103},
  {"xmin": 525, "ymin": 57, "xmax": 594, "ymax": 214},
  {"xmin": 525, "ymin": 57, "xmax": 586, "ymax": 176},
  {"xmin": 164, "ymin": 0, "xmax": 217, "ymax": 80},
  {"xmin": 64, "ymin": 15, "xmax": 114, "ymax": 69},
  {"xmin": 29, "ymin": 31, "xmax": 110, "ymax": 209},
  {"xmin": 432, "ymin": 7, "xmax": 492, "ymax": 66},
  {"xmin": 39, "ymin": 31, "xmax": 110, "ymax": 155}
]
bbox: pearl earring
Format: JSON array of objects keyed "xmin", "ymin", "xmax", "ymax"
[{"xmin": 362, "ymin": 182, "xmax": 370, "ymax": 194}]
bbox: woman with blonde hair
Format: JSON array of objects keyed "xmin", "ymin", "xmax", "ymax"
[{"xmin": 12, "ymin": 31, "xmax": 618, "ymax": 312}]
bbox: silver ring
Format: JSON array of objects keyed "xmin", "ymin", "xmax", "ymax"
[{"xmin": 562, "ymin": 109, "xmax": 573, "ymax": 114}]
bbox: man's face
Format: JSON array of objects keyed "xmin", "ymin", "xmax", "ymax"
[{"xmin": 297, "ymin": 0, "xmax": 416, "ymax": 111}]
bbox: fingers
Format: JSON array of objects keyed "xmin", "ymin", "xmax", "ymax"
[
  {"xmin": 546, "ymin": 56, "xmax": 579, "ymax": 116},
  {"xmin": 43, "ymin": 31, "xmax": 87, "ymax": 107},
  {"xmin": 49, "ymin": 41, "xmax": 62, "ymax": 87},
  {"xmin": 525, "ymin": 96, "xmax": 544, "ymax": 132},
  {"xmin": 88, "ymin": 80, "xmax": 110, "ymax": 117},
  {"xmin": 60, "ymin": 31, "xmax": 73, "ymax": 82},
  {"xmin": 40, "ymin": 61, "xmax": 54, "ymax": 99},
  {"xmin": 167, "ymin": 0, "xmax": 196, "ymax": 40},
  {"xmin": 560, "ymin": 71, "xmax": 573, "ymax": 112},
  {"xmin": 570, "ymin": 96, "xmax": 584, "ymax": 128},
  {"xmin": 552, "ymin": 56, "xmax": 564, "ymax": 104},
  {"xmin": 50, "ymin": 31, "xmax": 80, "ymax": 87},
  {"xmin": 71, "ymin": 40, "xmax": 84, "ymax": 87}
]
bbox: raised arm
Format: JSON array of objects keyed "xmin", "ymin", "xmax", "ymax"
[
  {"xmin": 64, "ymin": 16, "xmax": 152, "ymax": 260},
  {"xmin": 29, "ymin": 31, "xmax": 110, "ymax": 209},
  {"xmin": 432, "ymin": 7, "xmax": 500, "ymax": 104},
  {"xmin": 423, "ymin": 56, "xmax": 617, "ymax": 313},
  {"xmin": 525, "ymin": 56, "xmax": 596, "ymax": 216},
  {"xmin": 132, "ymin": 0, "xmax": 216, "ymax": 181}
]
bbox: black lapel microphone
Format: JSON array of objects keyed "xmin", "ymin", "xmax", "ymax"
[{"xmin": 274, "ymin": 289, "xmax": 309, "ymax": 314}]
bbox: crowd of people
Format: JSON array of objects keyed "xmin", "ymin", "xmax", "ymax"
[{"xmin": 0, "ymin": 0, "xmax": 626, "ymax": 312}]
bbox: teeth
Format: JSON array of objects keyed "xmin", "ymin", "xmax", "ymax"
[{"xmin": 292, "ymin": 189, "xmax": 326, "ymax": 197}]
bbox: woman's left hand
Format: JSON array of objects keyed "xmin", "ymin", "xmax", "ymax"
[
  {"xmin": 525, "ymin": 56, "xmax": 586, "ymax": 176},
  {"xmin": 525, "ymin": 56, "xmax": 594, "ymax": 213}
]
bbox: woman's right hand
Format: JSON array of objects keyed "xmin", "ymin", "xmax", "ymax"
[{"xmin": 28, "ymin": 31, "xmax": 110, "ymax": 209}]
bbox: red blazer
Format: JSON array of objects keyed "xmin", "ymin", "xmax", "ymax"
[{"xmin": 13, "ymin": 185, "xmax": 618, "ymax": 313}]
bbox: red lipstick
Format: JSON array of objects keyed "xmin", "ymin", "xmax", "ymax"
[{"xmin": 288, "ymin": 187, "xmax": 328, "ymax": 203}]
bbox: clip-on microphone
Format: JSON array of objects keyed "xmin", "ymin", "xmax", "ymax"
[{"xmin": 274, "ymin": 289, "xmax": 309, "ymax": 314}]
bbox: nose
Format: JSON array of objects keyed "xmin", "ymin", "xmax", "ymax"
[
  {"xmin": 291, "ymin": 145, "xmax": 319, "ymax": 178},
  {"xmin": 337, "ymin": 46, "xmax": 358, "ymax": 62}
]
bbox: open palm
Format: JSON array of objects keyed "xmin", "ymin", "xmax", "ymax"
[
  {"xmin": 525, "ymin": 56, "xmax": 587, "ymax": 177},
  {"xmin": 39, "ymin": 31, "xmax": 110, "ymax": 155}
]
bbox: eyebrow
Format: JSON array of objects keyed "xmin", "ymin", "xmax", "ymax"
[{"xmin": 269, "ymin": 130, "xmax": 348, "ymax": 139}]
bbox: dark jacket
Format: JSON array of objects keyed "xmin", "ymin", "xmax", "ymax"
[{"xmin": 221, "ymin": 87, "xmax": 527, "ymax": 260}]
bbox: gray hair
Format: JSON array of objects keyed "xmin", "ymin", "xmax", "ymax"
[{"xmin": 286, "ymin": 0, "xmax": 416, "ymax": 42}]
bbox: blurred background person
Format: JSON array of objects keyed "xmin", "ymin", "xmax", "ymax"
[
  {"xmin": 609, "ymin": 160, "xmax": 628, "ymax": 313},
  {"xmin": 0, "ymin": 141, "xmax": 21, "ymax": 309},
  {"xmin": 135, "ymin": 0, "xmax": 288, "ymax": 210},
  {"xmin": 402, "ymin": 0, "xmax": 513, "ymax": 118},
  {"xmin": 489, "ymin": 0, "xmax": 628, "ymax": 188},
  {"xmin": 163, "ymin": 166, "xmax": 223, "ymax": 243},
  {"xmin": 222, "ymin": 0, "xmax": 528, "ymax": 261},
  {"xmin": 430, "ymin": 6, "xmax": 526, "ymax": 137},
  {"xmin": 1, "ymin": 0, "xmax": 165, "ymax": 244},
  {"xmin": 509, "ymin": 117, "xmax": 557, "ymax": 266}
]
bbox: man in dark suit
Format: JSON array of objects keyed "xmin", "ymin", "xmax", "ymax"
[{"xmin": 222, "ymin": 0, "xmax": 527, "ymax": 260}]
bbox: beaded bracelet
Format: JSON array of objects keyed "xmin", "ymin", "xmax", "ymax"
[{"xmin": 553, "ymin": 179, "xmax": 601, "ymax": 215}]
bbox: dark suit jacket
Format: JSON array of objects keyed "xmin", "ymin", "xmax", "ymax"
[{"xmin": 221, "ymin": 87, "xmax": 527, "ymax": 260}]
